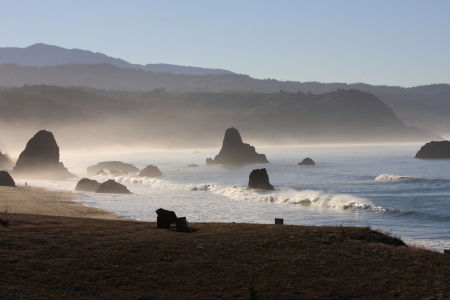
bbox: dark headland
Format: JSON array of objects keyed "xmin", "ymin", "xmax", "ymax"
[{"xmin": 415, "ymin": 140, "xmax": 450, "ymax": 159}]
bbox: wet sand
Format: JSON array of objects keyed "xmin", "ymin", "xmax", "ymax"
[{"xmin": 0, "ymin": 185, "xmax": 117, "ymax": 219}]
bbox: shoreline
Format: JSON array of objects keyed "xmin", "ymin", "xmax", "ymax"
[
  {"xmin": 0, "ymin": 185, "xmax": 118, "ymax": 220},
  {"xmin": 1, "ymin": 184, "xmax": 447, "ymax": 253}
]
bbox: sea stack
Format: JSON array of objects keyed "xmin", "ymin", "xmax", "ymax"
[
  {"xmin": 12, "ymin": 130, "xmax": 76, "ymax": 180},
  {"xmin": 415, "ymin": 141, "xmax": 450, "ymax": 159},
  {"xmin": 0, "ymin": 171, "xmax": 15, "ymax": 187},
  {"xmin": 206, "ymin": 127, "xmax": 269, "ymax": 165},
  {"xmin": 248, "ymin": 168, "xmax": 274, "ymax": 190}
]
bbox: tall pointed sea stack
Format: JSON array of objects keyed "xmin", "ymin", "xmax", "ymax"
[
  {"xmin": 206, "ymin": 127, "xmax": 269, "ymax": 165},
  {"xmin": 13, "ymin": 130, "xmax": 76, "ymax": 180}
]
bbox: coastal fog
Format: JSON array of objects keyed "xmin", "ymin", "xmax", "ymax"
[{"xmin": 0, "ymin": 85, "xmax": 443, "ymax": 159}]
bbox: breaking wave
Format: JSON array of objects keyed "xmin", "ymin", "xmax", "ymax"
[
  {"xmin": 375, "ymin": 174, "xmax": 419, "ymax": 181},
  {"xmin": 375, "ymin": 174, "xmax": 450, "ymax": 181},
  {"xmin": 91, "ymin": 173, "xmax": 384, "ymax": 211}
]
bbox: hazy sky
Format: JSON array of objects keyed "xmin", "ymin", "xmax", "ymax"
[{"xmin": 1, "ymin": 0, "xmax": 449, "ymax": 87}]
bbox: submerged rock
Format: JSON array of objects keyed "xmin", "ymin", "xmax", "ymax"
[
  {"xmin": 207, "ymin": 127, "xmax": 269, "ymax": 165},
  {"xmin": 138, "ymin": 165, "xmax": 162, "ymax": 177},
  {"xmin": 75, "ymin": 178, "xmax": 101, "ymax": 192},
  {"xmin": 415, "ymin": 141, "xmax": 450, "ymax": 159},
  {"xmin": 0, "ymin": 171, "xmax": 15, "ymax": 187},
  {"xmin": 248, "ymin": 168, "xmax": 274, "ymax": 190},
  {"xmin": 95, "ymin": 179, "xmax": 131, "ymax": 194},
  {"xmin": 298, "ymin": 158, "xmax": 315, "ymax": 165},
  {"xmin": 12, "ymin": 130, "xmax": 77, "ymax": 180},
  {"xmin": 87, "ymin": 161, "xmax": 139, "ymax": 174}
]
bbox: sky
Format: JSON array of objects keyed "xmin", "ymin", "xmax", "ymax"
[{"xmin": 0, "ymin": 0, "xmax": 449, "ymax": 87}]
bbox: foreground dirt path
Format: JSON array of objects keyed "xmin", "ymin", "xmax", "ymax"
[
  {"xmin": 1, "ymin": 213, "xmax": 449, "ymax": 299},
  {"xmin": 0, "ymin": 186, "xmax": 117, "ymax": 219}
]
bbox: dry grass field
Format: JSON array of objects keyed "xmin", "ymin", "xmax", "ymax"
[{"xmin": 1, "ymin": 212, "xmax": 449, "ymax": 299}]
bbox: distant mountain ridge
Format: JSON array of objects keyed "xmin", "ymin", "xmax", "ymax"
[
  {"xmin": 0, "ymin": 43, "xmax": 234, "ymax": 76},
  {"xmin": 0, "ymin": 45, "xmax": 449, "ymax": 138}
]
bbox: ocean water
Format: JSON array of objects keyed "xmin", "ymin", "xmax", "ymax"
[{"xmin": 20, "ymin": 144, "xmax": 450, "ymax": 253}]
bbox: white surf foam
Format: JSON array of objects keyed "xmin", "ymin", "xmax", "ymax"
[
  {"xmin": 213, "ymin": 187, "xmax": 375, "ymax": 210},
  {"xmin": 375, "ymin": 174, "xmax": 450, "ymax": 182},
  {"xmin": 91, "ymin": 173, "xmax": 377, "ymax": 211},
  {"xmin": 375, "ymin": 174, "xmax": 417, "ymax": 181}
]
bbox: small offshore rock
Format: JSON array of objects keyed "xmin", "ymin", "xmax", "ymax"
[
  {"xmin": 75, "ymin": 178, "xmax": 100, "ymax": 192},
  {"xmin": 138, "ymin": 165, "xmax": 162, "ymax": 177},
  {"xmin": 298, "ymin": 158, "xmax": 315, "ymax": 165},
  {"xmin": 248, "ymin": 168, "xmax": 274, "ymax": 190},
  {"xmin": 95, "ymin": 179, "xmax": 131, "ymax": 194}
]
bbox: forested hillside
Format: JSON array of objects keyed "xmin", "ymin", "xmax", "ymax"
[
  {"xmin": 0, "ymin": 85, "xmax": 438, "ymax": 154},
  {"xmin": 1, "ymin": 63, "xmax": 448, "ymax": 137}
]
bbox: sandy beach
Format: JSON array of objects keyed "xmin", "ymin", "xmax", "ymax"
[{"xmin": 0, "ymin": 185, "xmax": 117, "ymax": 219}]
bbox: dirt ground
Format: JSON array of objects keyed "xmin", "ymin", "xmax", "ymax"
[{"xmin": 1, "ymin": 212, "xmax": 449, "ymax": 299}]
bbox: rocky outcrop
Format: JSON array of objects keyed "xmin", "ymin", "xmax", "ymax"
[
  {"xmin": 248, "ymin": 168, "xmax": 274, "ymax": 190},
  {"xmin": 415, "ymin": 141, "xmax": 450, "ymax": 159},
  {"xmin": 95, "ymin": 179, "xmax": 131, "ymax": 194},
  {"xmin": 87, "ymin": 161, "xmax": 139, "ymax": 174},
  {"xmin": 75, "ymin": 178, "xmax": 101, "ymax": 192},
  {"xmin": 298, "ymin": 158, "xmax": 315, "ymax": 165},
  {"xmin": 0, "ymin": 171, "xmax": 15, "ymax": 187},
  {"xmin": 0, "ymin": 151, "xmax": 14, "ymax": 170},
  {"xmin": 206, "ymin": 128, "xmax": 269, "ymax": 165},
  {"xmin": 12, "ymin": 130, "xmax": 77, "ymax": 180},
  {"xmin": 138, "ymin": 165, "xmax": 162, "ymax": 177},
  {"xmin": 186, "ymin": 164, "xmax": 199, "ymax": 168}
]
